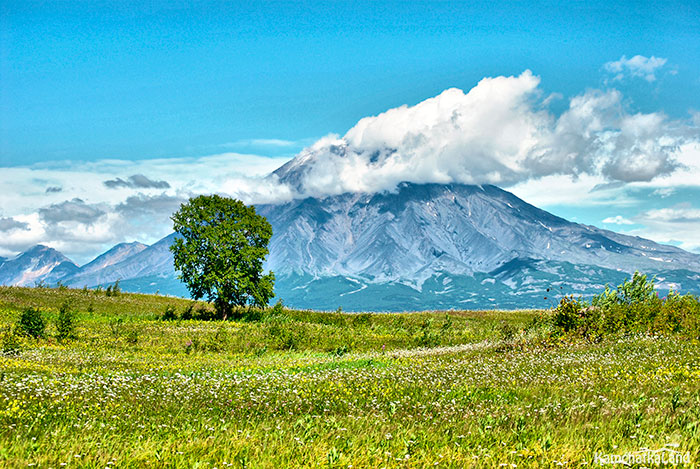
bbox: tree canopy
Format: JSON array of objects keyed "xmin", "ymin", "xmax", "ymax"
[{"xmin": 170, "ymin": 195, "xmax": 275, "ymax": 317}]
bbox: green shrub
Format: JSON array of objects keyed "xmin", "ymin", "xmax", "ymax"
[
  {"xmin": 203, "ymin": 324, "xmax": 229, "ymax": 351},
  {"xmin": 266, "ymin": 317, "xmax": 306, "ymax": 350},
  {"xmin": 109, "ymin": 318, "xmax": 124, "ymax": 337},
  {"xmin": 56, "ymin": 301, "xmax": 77, "ymax": 341},
  {"xmin": 1, "ymin": 326, "xmax": 21, "ymax": 354},
  {"xmin": 352, "ymin": 312, "xmax": 372, "ymax": 326},
  {"xmin": 418, "ymin": 319, "xmax": 439, "ymax": 347},
  {"xmin": 270, "ymin": 299, "xmax": 285, "ymax": 315},
  {"xmin": 617, "ymin": 271, "xmax": 655, "ymax": 305},
  {"xmin": 179, "ymin": 303, "xmax": 218, "ymax": 321},
  {"xmin": 125, "ymin": 327, "xmax": 139, "ymax": 344},
  {"xmin": 17, "ymin": 307, "xmax": 46, "ymax": 338},
  {"xmin": 236, "ymin": 307, "xmax": 265, "ymax": 322},
  {"xmin": 554, "ymin": 271, "xmax": 700, "ymax": 338},
  {"xmin": 195, "ymin": 305, "xmax": 218, "ymax": 321},
  {"xmin": 553, "ymin": 296, "xmax": 584, "ymax": 332},
  {"xmin": 333, "ymin": 344, "xmax": 351, "ymax": 357},
  {"xmin": 498, "ymin": 321, "xmax": 517, "ymax": 341},
  {"xmin": 181, "ymin": 303, "xmax": 195, "ymax": 320},
  {"xmin": 105, "ymin": 280, "xmax": 121, "ymax": 297},
  {"xmin": 161, "ymin": 305, "xmax": 178, "ymax": 321}
]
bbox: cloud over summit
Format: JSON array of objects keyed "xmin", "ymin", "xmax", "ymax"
[{"xmin": 274, "ymin": 71, "xmax": 693, "ymax": 198}]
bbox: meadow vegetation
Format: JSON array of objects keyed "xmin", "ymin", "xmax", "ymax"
[{"xmin": 0, "ymin": 276, "xmax": 698, "ymax": 467}]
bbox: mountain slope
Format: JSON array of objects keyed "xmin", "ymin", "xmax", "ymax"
[
  {"xmin": 256, "ymin": 183, "xmax": 700, "ymax": 284},
  {"xmin": 63, "ymin": 242, "xmax": 147, "ymax": 287},
  {"xmin": 0, "ymin": 245, "xmax": 79, "ymax": 287},
  {"xmin": 62, "ymin": 235, "xmax": 177, "ymax": 288}
]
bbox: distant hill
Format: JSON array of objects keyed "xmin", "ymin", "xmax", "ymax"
[{"xmin": 0, "ymin": 245, "xmax": 78, "ymax": 287}]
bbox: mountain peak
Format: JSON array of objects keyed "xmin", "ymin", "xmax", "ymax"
[{"xmin": 0, "ymin": 244, "xmax": 78, "ymax": 287}]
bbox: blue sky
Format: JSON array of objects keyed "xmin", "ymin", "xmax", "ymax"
[{"xmin": 1, "ymin": 0, "xmax": 700, "ymax": 262}]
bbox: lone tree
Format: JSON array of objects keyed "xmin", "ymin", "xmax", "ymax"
[{"xmin": 170, "ymin": 195, "xmax": 275, "ymax": 318}]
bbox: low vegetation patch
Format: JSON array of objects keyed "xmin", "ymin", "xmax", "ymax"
[{"xmin": 551, "ymin": 272, "xmax": 700, "ymax": 340}]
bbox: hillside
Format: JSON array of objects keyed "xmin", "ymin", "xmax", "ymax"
[{"xmin": 1, "ymin": 286, "xmax": 698, "ymax": 467}]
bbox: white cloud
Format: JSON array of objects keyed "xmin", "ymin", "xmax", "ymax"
[
  {"xmin": 2, "ymin": 70, "xmax": 700, "ymax": 262},
  {"xmin": 604, "ymin": 55, "xmax": 668, "ymax": 82},
  {"xmin": 629, "ymin": 204, "xmax": 700, "ymax": 253},
  {"xmin": 0, "ymin": 153, "xmax": 293, "ymax": 263},
  {"xmin": 652, "ymin": 187, "xmax": 675, "ymax": 198},
  {"xmin": 277, "ymin": 71, "xmax": 694, "ymax": 198},
  {"xmin": 602, "ymin": 215, "xmax": 635, "ymax": 225},
  {"xmin": 509, "ymin": 173, "xmax": 637, "ymax": 208},
  {"xmin": 642, "ymin": 205, "xmax": 700, "ymax": 223}
]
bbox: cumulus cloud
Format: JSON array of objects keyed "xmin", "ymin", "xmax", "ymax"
[
  {"xmin": 0, "ymin": 217, "xmax": 29, "ymax": 232},
  {"xmin": 0, "ymin": 152, "xmax": 294, "ymax": 262},
  {"xmin": 602, "ymin": 215, "xmax": 635, "ymax": 225},
  {"xmin": 604, "ymin": 55, "xmax": 668, "ymax": 82},
  {"xmin": 629, "ymin": 204, "xmax": 700, "ymax": 253},
  {"xmin": 38, "ymin": 198, "xmax": 106, "ymax": 225},
  {"xmin": 276, "ymin": 71, "xmax": 694, "ymax": 197},
  {"xmin": 643, "ymin": 205, "xmax": 700, "ymax": 223},
  {"xmin": 104, "ymin": 174, "xmax": 171, "ymax": 189},
  {"xmin": 115, "ymin": 193, "xmax": 186, "ymax": 217}
]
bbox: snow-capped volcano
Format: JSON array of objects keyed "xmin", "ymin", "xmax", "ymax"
[{"xmin": 257, "ymin": 182, "xmax": 700, "ymax": 285}]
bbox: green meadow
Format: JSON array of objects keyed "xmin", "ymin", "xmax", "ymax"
[{"xmin": 1, "ymin": 285, "xmax": 699, "ymax": 467}]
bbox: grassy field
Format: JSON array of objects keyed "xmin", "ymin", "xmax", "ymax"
[{"xmin": 1, "ymin": 286, "xmax": 699, "ymax": 467}]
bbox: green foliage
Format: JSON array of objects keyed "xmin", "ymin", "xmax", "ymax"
[
  {"xmin": 554, "ymin": 271, "xmax": 700, "ymax": 338},
  {"xmin": 592, "ymin": 271, "xmax": 656, "ymax": 308},
  {"xmin": 161, "ymin": 305, "xmax": 178, "ymax": 321},
  {"xmin": 105, "ymin": 280, "xmax": 121, "ymax": 297},
  {"xmin": 417, "ymin": 318, "xmax": 440, "ymax": 347},
  {"xmin": 270, "ymin": 299, "xmax": 285, "ymax": 315},
  {"xmin": 180, "ymin": 303, "xmax": 195, "ymax": 320},
  {"xmin": 1, "ymin": 325, "xmax": 21, "ymax": 354},
  {"xmin": 498, "ymin": 321, "xmax": 517, "ymax": 340},
  {"xmin": 55, "ymin": 301, "xmax": 77, "ymax": 341},
  {"xmin": 333, "ymin": 344, "xmax": 351, "ymax": 357},
  {"xmin": 170, "ymin": 195, "xmax": 276, "ymax": 317},
  {"xmin": 552, "ymin": 295, "xmax": 584, "ymax": 332},
  {"xmin": 17, "ymin": 307, "xmax": 46, "ymax": 338}
]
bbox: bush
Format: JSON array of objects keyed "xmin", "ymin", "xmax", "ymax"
[
  {"xmin": 553, "ymin": 272, "xmax": 700, "ymax": 338},
  {"xmin": 552, "ymin": 296, "xmax": 584, "ymax": 332},
  {"xmin": 498, "ymin": 322, "xmax": 517, "ymax": 341},
  {"xmin": 56, "ymin": 301, "xmax": 77, "ymax": 341},
  {"xmin": 17, "ymin": 307, "xmax": 46, "ymax": 338},
  {"xmin": 125, "ymin": 328, "xmax": 139, "ymax": 344},
  {"xmin": 105, "ymin": 280, "xmax": 121, "ymax": 297},
  {"xmin": 161, "ymin": 305, "xmax": 178, "ymax": 321},
  {"xmin": 266, "ymin": 317, "xmax": 306, "ymax": 350},
  {"xmin": 333, "ymin": 344, "xmax": 350, "ymax": 357},
  {"xmin": 194, "ymin": 305, "xmax": 219, "ymax": 321},
  {"xmin": 181, "ymin": 303, "xmax": 196, "ymax": 320},
  {"xmin": 418, "ymin": 319, "xmax": 440, "ymax": 347},
  {"xmin": 270, "ymin": 299, "xmax": 285, "ymax": 316},
  {"xmin": 1, "ymin": 326, "xmax": 21, "ymax": 354}
]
